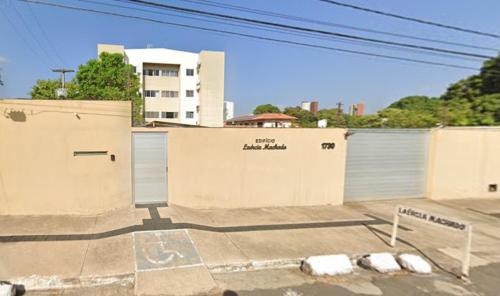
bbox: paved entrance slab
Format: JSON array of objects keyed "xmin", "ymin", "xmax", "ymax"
[{"xmin": 133, "ymin": 230, "xmax": 203, "ymax": 272}]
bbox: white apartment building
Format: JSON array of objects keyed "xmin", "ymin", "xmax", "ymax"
[{"xmin": 98, "ymin": 44, "xmax": 225, "ymax": 127}]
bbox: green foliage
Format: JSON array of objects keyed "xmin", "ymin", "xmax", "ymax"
[
  {"xmin": 317, "ymin": 108, "xmax": 347, "ymax": 127},
  {"xmin": 384, "ymin": 55, "xmax": 500, "ymax": 127},
  {"xmin": 377, "ymin": 108, "xmax": 440, "ymax": 128},
  {"xmin": 469, "ymin": 94, "xmax": 500, "ymax": 125},
  {"xmin": 388, "ymin": 96, "xmax": 442, "ymax": 113},
  {"xmin": 253, "ymin": 104, "xmax": 281, "ymax": 115},
  {"xmin": 346, "ymin": 114, "xmax": 382, "ymax": 128},
  {"xmin": 480, "ymin": 55, "xmax": 500, "ymax": 95},
  {"xmin": 283, "ymin": 106, "xmax": 317, "ymax": 127},
  {"xmin": 75, "ymin": 53, "xmax": 139, "ymax": 100},
  {"xmin": 441, "ymin": 75, "xmax": 483, "ymax": 101},
  {"xmin": 75, "ymin": 52, "xmax": 142, "ymax": 125},
  {"xmin": 30, "ymin": 52, "xmax": 143, "ymax": 126},
  {"xmin": 31, "ymin": 79, "xmax": 78, "ymax": 99}
]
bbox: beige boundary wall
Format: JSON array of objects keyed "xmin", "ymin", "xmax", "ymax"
[
  {"xmin": 168, "ymin": 128, "xmax": 347, "ymax": 208},
  {"xmin": 132, "ymin": 127, "xmax": 348, "ymax": 208},
  {"xmin": 0, "ymin": 100, "xmax": 132, "ymax": 215},
  {"xmin": 427, "ymin": 127, "xmax": 500, "ymax": 200},
  {"xmin": 1, "ymin": 99, "xmax": 498, "ymax": 215}
]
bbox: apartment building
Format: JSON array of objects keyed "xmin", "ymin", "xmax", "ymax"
[{"xmin": 97, "ymin": 44, "xmax": 225, "ymax": 127}]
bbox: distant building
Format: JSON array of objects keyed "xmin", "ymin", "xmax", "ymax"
[
  {"xmin": 223, "ymin": 101, "xmax": 234, "ymax": 121},
  {"xmin": 97, "ymin": 44, "xmax": 225, "ymax": 127},
  {"xmin": 225, "ymin": 113, "xmax": 296, "ymax": 128},
  {"xmin": 318, "ymin": 119, "xmax": 328, "ymax": 128},
  {"xmin": 301, "ymin": 101, "xmax": 319, "ymax": 115},
  {"xmin": 349, "ymin": 103, "xmax": 365, "ymax": 116},
  {"xmin": 301, "ymin": 101, "xmax": 311, "ymax": 112}
]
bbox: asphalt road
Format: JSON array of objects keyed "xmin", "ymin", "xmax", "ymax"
[
  {"xmin": 22, "ymin": 261, "xmax": 499, "ymax": 296},
  {"xmin": 216, "ymin": 263, "xmax": 500, "ymax": 296}
]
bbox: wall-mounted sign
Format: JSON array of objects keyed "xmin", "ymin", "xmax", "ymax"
[
  {"xmin": 243, "ymin": 138, "xmax": 287, "ymax": 151},
  {"xmin": 390, "ymin": 205, "xmax": 472, "ymax": 278}
]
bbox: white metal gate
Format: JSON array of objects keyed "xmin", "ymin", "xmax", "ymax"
[
  {"xmin": 344, "ymin": 129, "xmax": 430, "ymax": 201},
  {"xmin": 133, "ymin": 132, "xmax": 168, "ymax": 204}
]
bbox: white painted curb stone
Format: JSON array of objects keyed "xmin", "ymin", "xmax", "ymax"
[
  {"xmin": 397, "ymin": 254, "xmax": 432, "ymax": 274},
  {"xmin": 301, "ymin": 254, "xmax": 353, "ymax": 276},
  {"xmin": 0, "ymin": 282, "xmax": 15, "ymax": 296},
  {"xmin": 360, "ymin": 253, "xmax": 401, "ymax": 273}
]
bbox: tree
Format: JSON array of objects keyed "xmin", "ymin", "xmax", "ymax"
[
  {"xmin": 253, "ymin": 104, "xmax": 281, "ymax": 115},
  {"xmin": 0, "ymin": 69, "xmax": 3, "ymax": 86},
  {"xmin": 346, "ymin": 114, "xmax": 382, "ymax": 128},
  {"xmin": 75, "ymin": 52, "xmax": 142, "ymax": 125},
  {"xmin": 377, "ymin": 108, "xmax": 439, "ymax": 128},
  {"xmin": 284, "ymin": 106, "xmax": 317, "ymax": 127},
  {"xmin": 441, "ymin": 75, "xmax": 483, "ymax": 101},
  {"xmin": 469, "ymin": 94, "xmax": 500, "ymax": 125},
  {"xmin": 316, "ymin": 108, "xmax": 347, "ymax": 127},
  {"xmin": 388, "ymin": 96, "xmax": 442, "ymax": 113},
  {"xmin": 31, "ymin": 79, "xmax": 78, "ymax": 99},
  {"xmin": 480, "ymin": 55, "xmax": 500, "ymax": 95},
  {"xmin": 31, "ymin": 52, "xmax": 143, "ymax": 125}
]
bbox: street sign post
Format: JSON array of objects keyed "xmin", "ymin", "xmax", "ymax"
[{"xmin": 390, "ymin": 205, "xmax": 472, "ymax": 277}]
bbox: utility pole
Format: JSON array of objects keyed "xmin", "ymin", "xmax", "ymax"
[
  {"xmin": 336, "ymin": 102, "xmax": 345, "ymax": 127},
  {"xmin": 52, "ymin": 68, "xmax": 74, "ymax": 98}
]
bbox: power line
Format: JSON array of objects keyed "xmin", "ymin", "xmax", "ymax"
[
  {"xmin": 25, "ymin": 1, "xmax": 66, "ymax": 66},
  {"xmin": 10, "ymin": 1, "xmax": 58, "ymax": 66},
  {"xmin": 79, "ymin": 0, "xmax": 483, "ymax": 62},
  {"xmin": 18, "ymin": 0, "xmax": 485, "ymax": 72},
  {"xmin": 177, "ymin": 0, "xmax": 498, "ymax": 52},
  {"xmin": 0, "ymin": 7, "xmax": 51, "ymax": 67},
  {"xmin": 318, "ymin": 0, "xmax": 500, "ymax": 39},
  {"xmin": 118, "ymin": 0, "xmax": 494, "ymax": 59}
]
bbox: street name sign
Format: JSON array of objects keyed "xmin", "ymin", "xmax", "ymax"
[{"xmin": 390, "ymin": 205, "xmax": 472, "ymax": 277}]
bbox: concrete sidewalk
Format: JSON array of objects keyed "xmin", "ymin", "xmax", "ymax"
[{"xmin": 1, "ymin": 198, "xmax": 500, "ymax": 295}]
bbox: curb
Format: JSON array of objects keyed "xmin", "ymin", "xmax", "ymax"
[
  {"xmin": 207, "ymin": 252, "xmax": 430, "ymax": 274},
  {"xmin": 208, "ymin": 258, "xmax": 303, "ymax": 273},
  {"xmin": 5, "ymin": 273, "xmax": 134, "ymax": 291}
]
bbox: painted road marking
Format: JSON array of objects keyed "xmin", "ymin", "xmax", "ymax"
[{"xmin": 134, "ymin": 230, "xmax": 202, "ymax": 271}]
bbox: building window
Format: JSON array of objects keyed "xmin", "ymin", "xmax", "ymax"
[
  {"xmin": 160, "ymin": 112, "xmax": 178, "ymax": 119},
  {"xmin": 144, "ymin": 68, "xmax": 179, "ymax": 77},
  {"xmin": 143, "ymin": 69, "xmax": 160, "ymax": 76},
  {"xmin": 145, "ymin": 90, "xmax": 159, "ymax": 97},
  {"xmin": 186, "ymin": 90, "xmax": 194, "ymax": 97},
  {"xmin": 161, "ymin": 90, "xmax": 179, "ymax": 98},
  {"xmin": 145, "ymin": 111, "xmax": 159, "ymax": 118},
  {"xmin": 186, "ymin": 111, "xmax": 194, "ymax": 119},
  {"xmin": 161, "ymin": 69, "xmax": 178, "ymax": 77},
  {"xmin": 186, "ymin": 68, "xmax": 194, "ymax": 76}
]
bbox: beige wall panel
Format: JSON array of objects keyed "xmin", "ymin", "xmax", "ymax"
[
  {"xmin": 427, "ymin": 128, "xmax": 500, "ymax": 200},
  {"xmin": 0, "ymin": 100, "xmax": 132, "ymax": 215},
  {"xmin": 144, "ymin": 76, "xmax": 180, "ymax": 91},
  {"xmin": 97, "ymin": 44, "xmax": 124, "ymax": 56},
  {"xmin": 167, "ymin": 128, "xmax": 347, "ymax": 208},
  {"xmin": 145, "ymin": 98, "xmax": 180, "ymax": 111},
  {"xmin": 199, "ymin": 51, "xmax": 224, "ymax": 127}
]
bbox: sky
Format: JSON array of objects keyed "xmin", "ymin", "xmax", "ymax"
[{"xmin": 1, "ymin": 0, "xmax": 499, "ymax": 115}]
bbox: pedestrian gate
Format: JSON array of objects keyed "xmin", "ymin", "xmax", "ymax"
[
  {"xmin": 133, "ymin": 132, "xmax": 168, "ymax": 204},
  {"xmin": 344, "ymin": 129, "xmax": 430, "ymax": 201}
]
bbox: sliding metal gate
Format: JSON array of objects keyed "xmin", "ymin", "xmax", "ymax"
[
  {"xmin": 344, "ymin": 129, "xmax": 430, "ymax": 202},
  {"xmin": 133, "ymin": 132, "xmax": 168, "ymax": 204}
]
